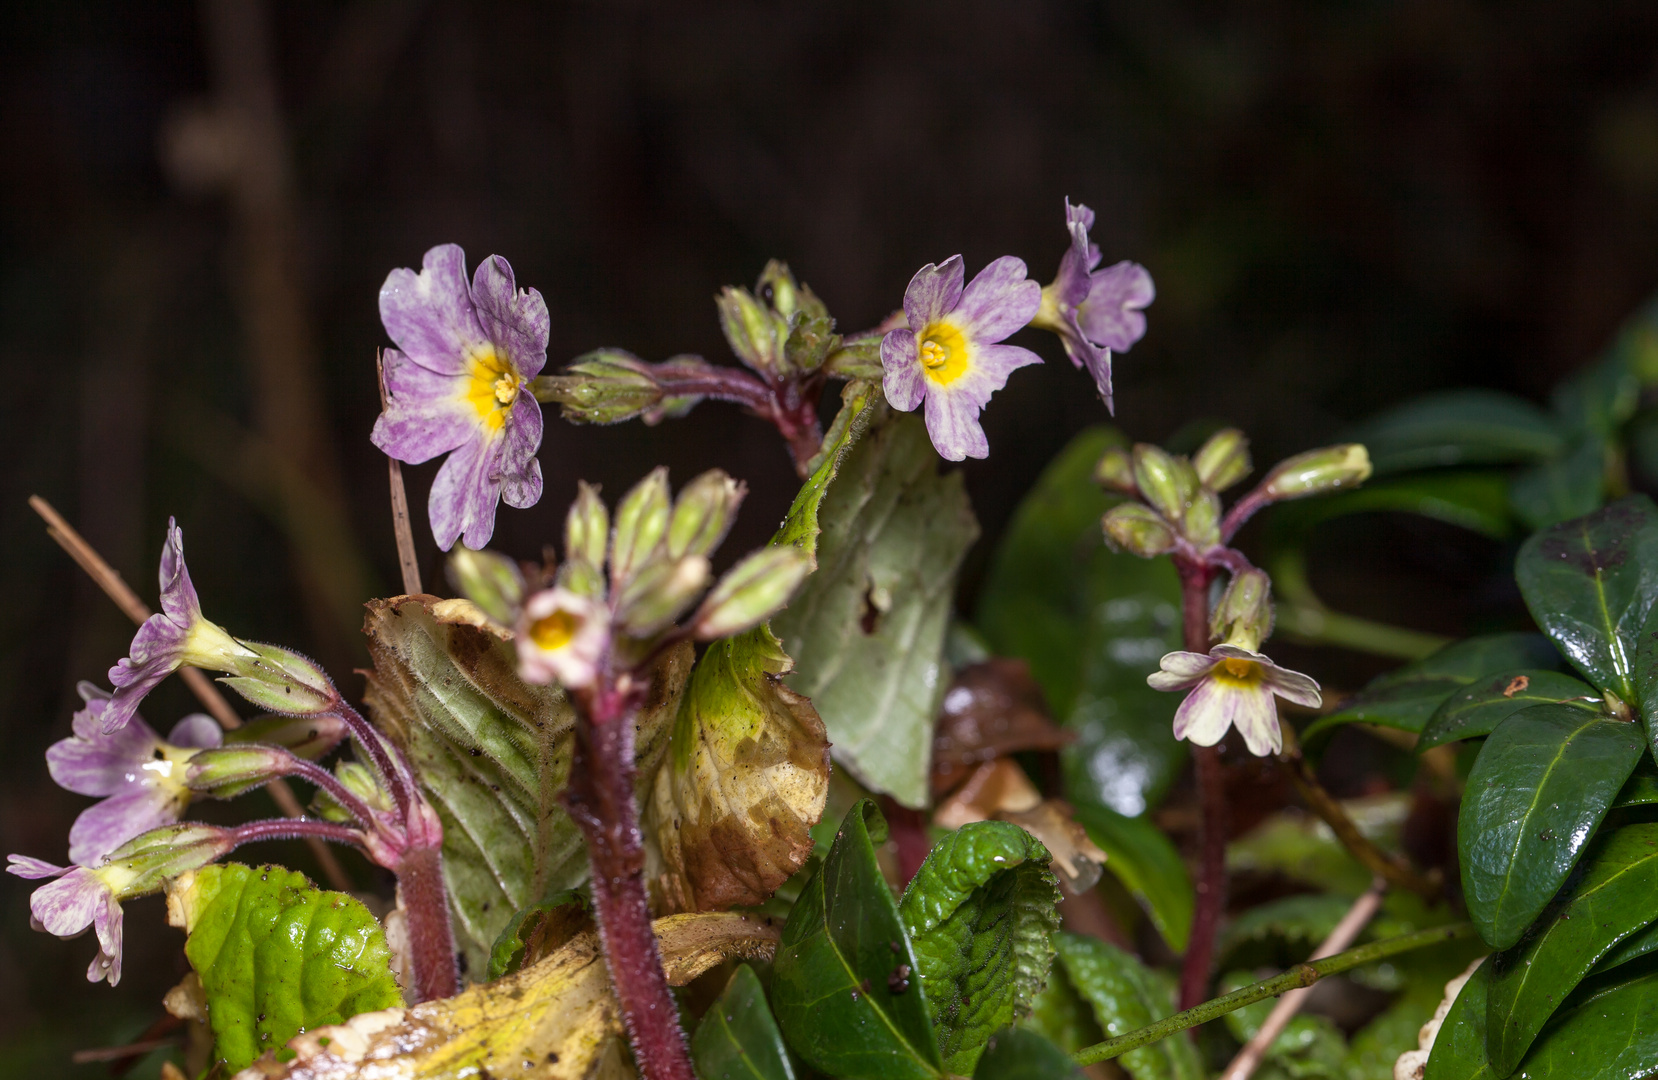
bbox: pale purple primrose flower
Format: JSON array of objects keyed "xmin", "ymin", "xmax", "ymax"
[
  {"xmin": 1033, "ymin": 200, "xmax": 1155, "ymax": 412},
  {"xmin": 374, "ymin": 244, "xmax": 550, "ymax": 550},
  {"xmin": 49, "ymin": 684, "xmax": 222, "ymax": 865},
  {"xmin": 516, "ymin": 587, "xmax": 609, "ymax": 690},
  {"xmin": 880, "ymin": 255, "xmax": 1043, "ymax": 461},
  {"xmin": 105, "ymin": 520, "xmax": 248, "ymax": 734},
  {"xmin": 1147, "ymin": 644, "xmax": 1321, "ymax": 757},
  {"xmin": 7, "ymin": 856, "xmax": 124, "ymax": 985}
]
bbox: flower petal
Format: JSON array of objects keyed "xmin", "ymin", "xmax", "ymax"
[
  {"xmin": 1171, "ymin": 676, "xmax": 1235, "ymax": 746},
  {"xmin": 497, "ymin": 394, "xmax": 545, "ymax": 512},
  {"xmin": 880, "ymin": 329, "xmax": 925, "ymax": 411},
  {"xmin": 7, "ymin": 855, "xmax": 68, "ymax": 880},
  {"xmin": 167, "ymin": 714, "xmax": 223, "ymax": 750},
  {"xmin": 157, "ymin": 520, "xmax": 202, "ymax": 628},
  {"xmin": 371, "ymin": 348, "xmax": 477, "ymax": 464},
  {"xmin": 68, "ymin": 787, "xmax": 183, "ymax": 867},
  {"xmin": 1078, "ymin": 260, "xmax": 1155, "ymax": 352},
  {"xmin": 1148, "ymin": 651, "xmax": 1218, "ymax": 690},
  {"xmin": 428, "ymin": 432, "xmax": 504, "ymax": 552},
  {"xmin": 903, "ymin": 257, "xmax": 966, "ymax": 330},
  {"xmin": 28, "ymin": 866, "xmax": 106, "ymax": 938},
  {"xmin": 1211, "ymin": 644, "xmax": 1269, "ymax": 663},
  {"xmin": 1263, "ymin": 664, "xmax": 1323, "ymax": 710},
  {"xmin": 105, "ymin": 646, "xmax": 182, "ymax": 734},
  {"xmin": 471, "ymin": 255, "xmax": 551, "ymax": 379},
  {"xmin": 954, "ymin": 256, "xmax": 1042, "ymax": 344},
  {"xmin": 922, "ymin": 384, "xmax": 989, "ymax": 461},
  {"xmin": 952, "ymin": 342, "xmax": 1043, "ymax": 404},
  {"xmin": 379, "ymin": 244, "xmax": 486, "ymax": 373},
  {"xmin": 1230, "ymin": 684, "xmax": 1283, "ymax": 757},
  {"xmin": 48, "ymin": 711, "xmax": 160, "ymax": 797},
  {"xmin": 90, "ymin": 893, "xmax": 122, "ymax": 985}
]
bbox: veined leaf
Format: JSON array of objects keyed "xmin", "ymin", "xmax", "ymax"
[
  {"xmin": 972, "ymin": 1027, "xmax": 1085, "ymax": 1080},
  {"xmin": 772, "ymin": 800, "xmax": 944, "ymax": 1080},
  {"xmin": 1492, "ymin": 958, "xmax": 1658, "ymax": 1079},
  {"xmin": 1417, "ymin": 669, "xmax": 1600, "ymax": 750},
  {"xmin": 1070, "ymin": 802, "xmax": 1193, "ymax": 952},
  {"xmin": 167, "ymin": 863, "xmax": 402, "ymax": 1073},
  {"xmin": 1050, "ymin": 933, "xmax": 1203, "ymax": 1080},
  {"xmin": 1346, "ymin": 389, "xmax": 1565, "ymax": 475},
  {"xmin": 1458, "ymin": 705, "xmax": 1645, "ymax": 949},
  {"xmin": 1486, "ymin": 824, "xmax": 1658, "ymax": 1073},
  {"xmin": 693, "ymin": 964, "xmax": 797, "ymax": 1080},
  {"xmin": 1301, "ymin": 633, "xmax": 1561, "ymax": 743},
  {"xmin": 266, "ymin": 912, "xmax": 780, "ymax": 1080},
  {"xmin": 898, "ymin": 821, "xmax": 1061, "ymax": 1075},
  {"xmin": 772, "ymin": 408, "xmax": 979, "ymax": 808},
  {"xmin": 362, "ymin": 597, "xmax": 691, "ymax": 975},
  {"xmin": 975, "ymin": 427, "xmax": 1186, "ymax": 818},
  {"xmin": 1515, "ymin": 495, "xmax": 1658, "ymax": 703},
  {"xmin": 1424, "ymin": 957, "xmax": 1495, "ymax": 1080}
]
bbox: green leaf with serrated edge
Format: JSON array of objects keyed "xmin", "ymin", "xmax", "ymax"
[
  {"xmin": 897, "ymin": 822, "xmax": 1061, "ymax": 1076},
  {"xmin": 1613, "ymin": 755, "xmax": 1658, "ymax": 808},
  {"xmin": 1458, "ymin": 705, "xmax": 1646, "ymax": 949},
  {"xmin": 648, "ymin": 383, "xmax": 876, "ymax": 911},
  {"xmin": 772, "ymin": 800, "xmax": 944, "ymax": 1080},
  {"xmin": 972, "ymin": 1027, "xmax": 1085, "ymax": 1080},
  {"xmin": 772, "ymin": 408, "xmax": 978, "ymax": 808},
  {"xmin": 1070, "ymin": 802, "xmax": 1193, "ymax": 952},
  {"xmin": 1418, "ymin": 669, "xmax": 1601, "ymax": 750},
  {"xmin": 1217, "ymin": 970, "xmax": 1347, "ymax": 1080},
  {"xmin": 1516, "ymin": 495, "xmax": 1658, "ymax": 703},
  {"xmin": 171, "ymin": 863, "xmax": 401, "ymax": 1073},
  {"xmin": 1051, "ymin": 933, "xmax": 1204, "ymax": 1080},
  {"xmin": 485, "ymin": 890, "xmax": 589, "ymax": 981},
  {"xmin": 1424, "ymin": 957, "xmax": 1496, "ymax": 1080},
  {"xmin": 1510, "ymin": 437, "xmax": 1609, "ymax": 531},
  {"xmin": 362, "ymin": 598, "xmax": 691, "ymax": 976},
  {"xmin": 1346, "ymin": 389, "xmax": 1565, "ymax": 476},
  {"xmin": 1489, "ymin": 957, "xmax": 1658, "ymax": 1078},
  {"xmin": 1302, "ymin": 633, "xmax": 1562, "ymax": 743},
  {"xmin": 975, "ymin": 426, "xmax": 1186, "ymax": 817},
  {"xmin": 1485, "ymin": 824, "xmax": 1658, "ymax": 1073},
  {"xmin": 692, "ymin": 964, "xmax": 798, "ymax": 1080}
]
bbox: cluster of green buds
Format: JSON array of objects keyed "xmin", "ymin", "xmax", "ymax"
[{"xmin": 717, "ymin": 260, "xmax": 843, "ymax": 380}]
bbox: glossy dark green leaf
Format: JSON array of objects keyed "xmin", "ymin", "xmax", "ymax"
[
  {"xmin": 971, "ymin": 1027, "xmax": 1084, "ymax": 1080},
  {"xmin": 1613, "ymin": 756, "xmax": 1658, "ymax": 808},
  {"xmin": 692, "ymin": 964, "xmax": 798, "ymax": 1080},
  {"xmin": 1458, "ymin": 705, "xmax": 1646, "ymax": 949},
  {"xmin": 1515, "ymin": 495, "xmax": 1658, "ymax": 702},
  {"xmin": 1485, "ymin": 824, "xmax": 1658, "ymax": 1073},
  {"xmin": 174, "ymin": 863, "xmax": 402, "ymax": 1073},
  {"xmin": 1418, "ymin": 669, "xmax": 1601, "ymax": 750},
  {"xmin": 1347, "ymin": 389, "xmax": 1565, "ymax": 476},
  {"xmin": 1051, "ymin": 933, "xmax": 1203, "ymax": 1080},
  {"xmin": 898, "ymin": 822, "xmax": 1061, "ymax": 1076},
  {"xmin": 1509, "ymin": 437, "xmax": 1609, "ymax": 531},
  {"xmin": 1424, "ymin": 958, "xmax": 1495, "ymax": 1080},
  {"xmin": 1632, "ymin": 597, "xmax": 1658, "ymax": 762},
  {"xmin": 1071, "ymin": 802, "xmax": 1194, "ymax": 952},
  {"xmin": 1593, "ymin": 911, "xmax": 1658, "ymax": 974},
  {"xmin": 772, "ymin": 800, "xmax": 944, "ymax": 1079},
  {"xmin": 1502, "ymin": 961, "xmax": 1658, "ymax": 1078},
  {"xmin": 1302, "ymin": 633, "xmax": 1561, "ymax": 742},
  {"xmin": 975, "ymin": 427, "xmax": 1186, "ymax": 817}
]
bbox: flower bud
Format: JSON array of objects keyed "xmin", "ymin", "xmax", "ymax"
[
  {"xmin": 1183, "ymin": 489, "xmax": 1223, "ymax": 549},
  {"xmin": 185, "ymin": 745, "xmax": 296, "ymax": 799},
  {"xmin": 1132, "ymin": 445, "xmax": 1188, "ymax": 524},
  {"xmin": 540, "ymin": 350, "xmax": 664, "ymax": 424},
  {"xmin": 616, "ymin": 555, "xmax": 712, "ymax": 635},
  {"xmin": 1210, "ymin": 568, "xmax": 1274, "ymax": 652},
  {"xmin": 101, "ymin": 823, "xmax": 236, "ymax": 898},
  {"xmin": 1260, "ymin": 444, "xmax": 1373, "ymax": 501},
  {"xmin": 691, "ymin": 546, "xmax": 812, "ymax": 640},
  {"xmin": 1101, "ymin": 504, "xmax": 1177, "ymax": 557},
  {"xmin": 556, "ymin": 557, "xmax": 608, "ymax": 601},
  {"xmin": 447, "ymin": 546, "xmax": 526, "ymax": 626},
  {"xmin": 717, "ymin": 285, "xmax": 785, "ymax": 376},
  {"xmin": 565, "ymin": 481, "xmax": 609, "ymax": 570},
  {"xmin": 314, "ymin": 761, "xmax": 395, "ymax": 824},
  {"xmin": 667, "ymin": 470, "xmax": 745, "ymax": 560},
  {"xmin": 822, "ymin": 338, "xmax": 884, "ymax": 381},
  {"xmin": 224, "ymin": 713, "xmax": 347, "ymax": 760},
  {"xmin": 610, "ymin": 468, "xmax": 671, "ymax": 586},
  {"xmin": 218, "ymin": 643, "xmax": 336, "ymax": 716},
  {"xmin": 1094, "ymin": 446, "xmax": 1138, "ymax": 495},
  {"xmin": 1192, "ymin": 428, "xmax": 1251, "ymax": 493}
]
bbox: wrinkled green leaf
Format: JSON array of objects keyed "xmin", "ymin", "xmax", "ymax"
[
  {"xmin": 1050, "ymin": 933, "xmax": 1203, "ymax": 1080},
  {"xmin": 773, "ymin": 408, "xmax": 979, "ymax": 808},
  {"xmin": 975, "ymin": 426, "xmax": 1186, "ymax": 817},
  {"xmin": 1515, "ymin": 495, "xmax": 1658, "ymax": 703},
  {"xmin": 1302, "ymin": 633, "xmax": 1561, "ymax": 742},
  {"xmin": 692, "ymin": 964, "xmax": 797, "ymax": 1080},
  {"xmin": 1347, "ymin": 389, "xmax": 1565, "ymax": 476},
  {"xmin": 1459, "ymin": 705, "xmax": 1646, "ymax": 949},
  {"xmin": 772, "ymin": 800, "xmax": 944, "ymax": 1079},
  {"xmin": 971, "ymin": 1027, "xmax": 1084, "ymax": 1080},
  {"xmin": 1218, "ymin": 970, "xmax": 1347, "ymax": 1080},
  {"xmin": 1510, "ymin": 437, "xmax": 1609, "ymax": 531},
  {"xmin": 1486, "ymin": 824, "xmax": 1658, "ymax": 1073},
  {"xmin": 1424, "ymin": 958, "xmax": 1495, "ymax": 1080},
  {"xmin": 1070, "ymin": 802, "xmax": 1194, "ymax": 952},
  {"xmin": 898, "ymin": 821, "xmax": 1061, "ymax": 1075},
  {"xmin": 171, "ymin": 863, "xmax": 402, "ymax": 1073},
  {"xmin": 485, "ymin": 890, "xmax": 589, "ymax": 981},
  {"xmin": 1418, "ymin": 669, "xmax": 1601, "ymax": 750},
  {"xmin": 363, "ymin": 598, "xmax": 690, "ymax": 975}
]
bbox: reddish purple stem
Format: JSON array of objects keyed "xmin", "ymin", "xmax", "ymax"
[
  {"xmin": 1175, "ymin": 557, "xmax": 1227, "ymax": 1014},
  {"xmin": 648, "ymin": 365, "xmax": 825, "ymax": 476}
]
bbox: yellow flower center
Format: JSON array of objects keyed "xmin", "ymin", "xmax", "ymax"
[
  {"xmin": 1215, "ymin": 657, "xmax": 1262, "ymax": 686},
  {"xmin": 530, "ymin": 609, "xmax": 579, "ymax": 651},
  {"xmin": 917, "ymin": 322, "xmax": 970, "ymax": 386},
  {"xmin": 465, "ymin": 345, "xmax": 521, "ymax": 431}
]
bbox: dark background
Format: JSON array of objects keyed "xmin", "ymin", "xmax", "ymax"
[{"xmin": 7, "ymin": 1, "xmax": 1658, "ymax": 1073}]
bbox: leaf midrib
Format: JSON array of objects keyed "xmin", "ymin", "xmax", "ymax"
[{"xmin": 1488, "ymin": 715, "xmax": 1601, "ymax": 937}]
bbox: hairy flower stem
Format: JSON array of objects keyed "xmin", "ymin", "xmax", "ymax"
[
  {"xmin": 1175, "ymin": 557, "xmax": 1227, "ymax": 1013},
  {"xmin": 397, "ymin": 844, "xmax": 460, "ymax": 1003},
  {"xmin": 565, "ymin": 687, "xmax": 694, "ymax": 1080}
]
